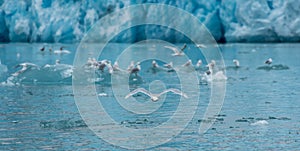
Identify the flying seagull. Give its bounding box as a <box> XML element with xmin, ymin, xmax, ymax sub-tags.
<box><xmin>164</xmin><ymin>43</ymin><xmax>187</xmax><ymax>56</ymax></box>
<box><xmin>125</xmin><ymin>88</ymin><xmax>188</xmax><ymax>102</ymax></box>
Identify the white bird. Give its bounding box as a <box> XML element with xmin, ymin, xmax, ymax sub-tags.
<box><xmin>210</xmin><ymin>60</ymin><xmax>216</xmax><ymax>67</ymax></box>
<box><xmin>86</xmin><ymin>58</ymin><xmax>93</xmax><ymax>66</ymax></box>
<box><xmin>196</xmin><ymin>60</ymin><xmax>202</xmax><ymax>68</ymax></box>
<box><xmin>55</xmin><ymin>59</ymin><xmax>60</xmax><ymax>65</ymax></box>
<box><xmin>91</xmin><ymin>58</ymin><xmax>98</xmax><ymax>67</ymax></box>
<box><xmin>97</xmin><ymin>60</ymin><xmax>105</xmax><ymax>71</ymax></box>
<box><xmin>130</xmin><ymin>62</ymin><xmax>141</xmax><ymax>76</ymax></box>
<box><xmin>206</xmin><ymin>60</ymin><xmax>216</xmax><ymax>71</ymax></box>
<box><xmin>265</xmin><ymin>58</ymin><xmax>272</xmax><ymax>65</ymax></box>
<box><xmin>152</xmin><ymin>60</ymin><xmax>159</xmax><ymax>68</ymax></box>
<box><xmin>233</xmin><ymin>59</ymin><xmax>240</xmax><ymax>68</ymax></box>
<box><xmin>97</xmin><ymin>60</ymin><xmax>112</xmax><ymax>73</ymax></box>
<box><xmin>85</xmin><ymin>58</ymin><xmax>98</xmax><ymax>69</ymax></box>
<box><xmin>12</xmin><ymin>63</ymin><xmax>39</xmax><ymax>77</ymax></box>
<box><xmin>113</xmin><ymin>61</ymin><xmax>123</xmax><ymax>72</ymax></box>
<box><xmin>196</xmin><ymin>44</ymin><xmax>206</xmax><ymax>48</ymax></box>
<box><xmin>127</xmin><ymin>61</ymin><xmax>135</xmax><ymax>72</ymax></box>
<box><xmin>103</xmin><ymin>60</ymin><xmax>113</xmax><ymax>74</ymax></box>
<box><xmin>204</xmin><ymin>60</ymin><xmax>216</xmax><ymax>77</ymax></box>
<box><xmin>125</xmin><ymin>88</ymin><xmax>188</xmax><ymax>102</ymax></box>
<box><xmin>164</xmin><ymin>43</ymin><xmax>187</xmax><ymax>56</ymax></box>
<box><xmin>54</xmin><ymin>47</ymin><xmax>71</xmax><ymax>54</ymax></box>
<box><xmin>163</xmin><ymin>62</ymin><xmax>173</xmax><ymax>69</ymax></box>
<box><xmin>182</xmin><ymin>60</ymin><xmax>192</xmax><ymax>67</ymax></box>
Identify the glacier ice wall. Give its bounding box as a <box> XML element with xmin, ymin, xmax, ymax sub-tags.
<box><xmin>0</xmin><ymin>0</ymin><xmax>299</xmax><ymax>43</ymax></box>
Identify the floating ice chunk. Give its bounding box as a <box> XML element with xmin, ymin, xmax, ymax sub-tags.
<box><xmin>250</xmin><ymin>120</ymin><xmax>269</xmax><ymax>126</ymax></box>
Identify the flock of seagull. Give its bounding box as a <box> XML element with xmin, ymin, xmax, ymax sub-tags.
<box><xmin>8</xmin><ymin>44</ymin><xmax>274</xmax><ymax>102</ymax></box>
<box><xmin>81</xmin><ymin>44</ymin><xmax>273</xmax><ymax>101</ymax></box>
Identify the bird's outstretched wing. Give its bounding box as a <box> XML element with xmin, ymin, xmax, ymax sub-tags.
<box><xmin>181</xmin><ymin>43</ymin><xmax>187</xmax><ymax>51</ymax></box>
<box><xmin>158</xmin><ymin>88</ymin><xmax>188</xmax><ymax>98</ymax></box>
<box><xmin>163</xmin><ymin>62</ymin><xmax>173</xmax><ymax>68</ymax></box>
<box><xmin>182</xmin><ymin>60</ymin><xmax>192</xmax><ymax>67</ymax></box>
<box><xmin>17</xmin><ymin>63</ymin><xmax>40</xmax><ymax>70</ymax></box>
<box><xmin>125</xmin><ymin>88</ymin><xmax>152</xmax><ymax>99</ymax></box>
<box><xmin>19</xmin><ymin>62</ymin><xmax>38</xmax><ymax>67</ymax></box>
<box><xmin>104</xmin><ymin>62</ymin><xmax>113</xmax><ymax>74</ymax></box>
<box><xmin>196</xmin><ymin>44</ymin><xmax>206</xmax><ymax>48</ymax></box>
<box><xmin>164</xmin><ymin>46</ymin><xmax>180</xmax><ymax>53</ymax></box>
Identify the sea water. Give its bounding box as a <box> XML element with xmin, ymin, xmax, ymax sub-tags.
<box><xmin>0</xmin><ymin>43</ymin><xmax>299</xmax><ymax>150</ymax></box>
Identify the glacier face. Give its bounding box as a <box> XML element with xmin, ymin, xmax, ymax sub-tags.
<box><xmin>0</xmin><ymin>0</ymin><xmax>299</xmax><ymax>43</ymax></box>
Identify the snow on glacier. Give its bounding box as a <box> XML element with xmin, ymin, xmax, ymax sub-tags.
<box><xmin>0</xmin><ymin>0</ymin><xmax>299</xmax><ymax>43</ymax></box>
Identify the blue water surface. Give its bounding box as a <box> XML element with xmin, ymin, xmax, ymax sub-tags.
<box><xmin>0</xmin><ymin>43</ymin><xmax>299</xmax><ymax>150</ymax></box>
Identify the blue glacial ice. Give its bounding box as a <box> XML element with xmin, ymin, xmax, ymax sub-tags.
<box><xmin>0</xmin><ymin>0</ymin><xmax>299</xmax><ymax>43</ymax></box>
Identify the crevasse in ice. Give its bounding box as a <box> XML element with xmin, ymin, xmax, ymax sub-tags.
<box><xmin>0</xmin><ymin>0</ymin><xmax>299</xmax><ymax>43</ymax></box>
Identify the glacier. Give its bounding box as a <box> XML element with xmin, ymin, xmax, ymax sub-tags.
<box><xmin>0</xmin><ymin>0</ymin><xmax>299</xmax><ymax>43</ymax></box>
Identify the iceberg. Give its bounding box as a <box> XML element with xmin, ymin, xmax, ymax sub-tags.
<box><xmin>0</xmin><ymin>0</ymin><xmax>299</xmax><ymax>43</ymax></box>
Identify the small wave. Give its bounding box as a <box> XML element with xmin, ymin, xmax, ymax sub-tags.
<box><xmin>39</xmin><ymin>119</ymin><xmax>87</xmax><ymax>130</ymax></box>
<box><xmin>120</xmin><ymin>118</ymin><xmax>155</xmax><ymax>128</ymax></box>
<box><xmin>257</xmin><ymin>64</ymin><xmax>289</xmax><ymax>71</ymax></box>
<box><xmin>0</xmin><ymin>63</ymin><xmax>8</xmax><ymax>81</ymax></box>
<box><xmin>250</xmin><ymin>120</ymin><xmax>269</xmax><ymax>126</ymax></box>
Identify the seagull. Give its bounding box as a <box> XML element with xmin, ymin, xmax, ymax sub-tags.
<box><xmin>105</xmin><ymin>61</ymin><xmax>113</xmax><ymax>74</ymax></box>
<box><xmin>196</xmin><ymin>44</ymin><xmax>206</xmax><ymax>48</ymax></box>
<box><xmin>127</xmin><ymin>61</ymin><xmax>135</xmax><ymax>72</ymax></box>
<box><xmin>113</xmin><ymin>61</ymin><xmax>123</xmax><ymax>72</ymax></box>
<box><xmin>125</xmin><ymin>88</ymin><xmax>188</xmax><ymax>102</ymax></box>
<box><xmin>98</xmin><ymin>60</ymin><xmax>109</xmax><ymax>72</ymax></box>
<box><xmin>196</xmin><ymin>59</ymin><xmax>202</xmax><ymax>68</ymax></box>
<box><xmin>204</xmin><ymin>60</ymin><xmax>216</xmax><ymax>76</ymax></box>
<box><xmin>206</xmin><ymin>60</ymin><xmax>216</xmax><ymax>70</ymax></box>
<box><xmin>265</xmin><ymin>58</ymin><xmax>272</xmax><ymax>65</ymax></box>
<box><xmin>12</xmin><ymin>63</ymin><xmax>39</xmax><ymax>77</ymax></box>
<box><xmin>163</xmin><ymin>62</ymin><xmax>173</xmax><ymax>69</ymax></box>
<box><xmin>164</xmin><ymin>43</ymin><xmax>187</xmax><ymax>56</ymax></box>
<box><xmin>85</xmin><ymin>58</ymin><xmax>99</xmax><ymax>69</ymax></box>
<box><xmin>205</xmin><ymin>70</ymin><xmax>212</xmax><ymax>75</ymax></box>
<box><xmin>152</xmin><ymin>60</ymin><xmax>159</xmax><ymax>68</ymax></box>
<box><xmin>182</xmin><ymin>60</ymin><xmax>192</xmax><ymax>67</ymax></box>
<box><xmin>86</xmin><ymin>58</ymin><xmax>93</xmax><ymax>66</ymax></box>
<box><xmin>54</xmin><ymin>47</ymin><xmax>71</xmax><ymax>54</ymax></box>
<box><xmin>55</xmin><ymin>59</ymin><xmax>60</xmax><ymax>65</ymax></box>
<box><xmin>91</xmin><ymin>58</ymin><xmax>98</xmax><ymax>67</ymax></box>
<box><xmin>233</xmin><ymin>59</ymin><xmax>240</xmax><ymax>68</ymax></box>
<box><xmin>130</xmin><ymin>62</ymin><xmax>141</xmax><ymax>76</ymax></box>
